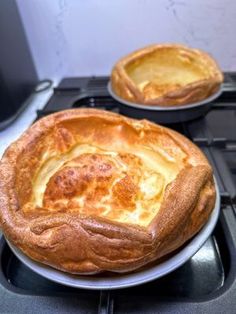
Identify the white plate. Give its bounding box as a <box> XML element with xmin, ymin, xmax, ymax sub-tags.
<box><xmin>6</xmin><ymin>179</ymin><xmax>220</xmax><ymax>290</ymax></box>
<box><xmin>107</xmin><ymin>82</ymin><xmax>223</xmax><ymax>111</ymax></box>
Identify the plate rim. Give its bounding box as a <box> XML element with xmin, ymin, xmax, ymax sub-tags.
<box><xmin>6</xmin><ymin>178</ymin><xmax>220</xmax><ymax>290</ymax></box>
<box><xmin>107</xmin><ymin>81</ymin><xmax>223</xmax><ymax>111</ymax></box>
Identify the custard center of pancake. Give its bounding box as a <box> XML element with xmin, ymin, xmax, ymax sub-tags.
<box><xmin>42</xmin><ymin>152</ymin><xmax>165</xmax><ymax>226</ymax></box>
<box><xmin>27</xmin><ymin>143</ymin><xmax>184</xmax><ymax>226</ymax></box>
<box><xmin>125</xmin><ymin>49</ymin><xmax>209</xmax><ymax>99</ymax></box>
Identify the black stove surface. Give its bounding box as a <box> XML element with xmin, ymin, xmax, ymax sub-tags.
<box><xmin>1</xmin><ymin>74</ymin><xmax>236</xmax><ymax>314</ymax></box>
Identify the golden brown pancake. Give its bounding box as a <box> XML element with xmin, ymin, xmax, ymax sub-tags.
<box><xmin>111</xmin><ymin>44</ymin><xmax>223</xmax><ymax>106</ymax></box>
<box><xmin>0</xmin><ymin>109</ymin><xmax>216</xmax><ymax>274</ymax></box>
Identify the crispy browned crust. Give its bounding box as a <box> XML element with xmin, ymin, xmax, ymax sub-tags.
<box><xmin>111</xmin><ymin>44</ymin><xmax>223</xmax><ymax>106</ymax></box>
<box><xmin>0</xmin><ymin>109</ymin><xmax>216</xmax><ymax>274</ymax></box>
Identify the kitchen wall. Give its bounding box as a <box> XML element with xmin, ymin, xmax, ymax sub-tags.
<box><xmin>17</xmin><ymin>0</ymin><xmax>236</xmax><ymax>81</ymax></box>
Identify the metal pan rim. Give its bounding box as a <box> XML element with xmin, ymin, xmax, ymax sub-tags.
<box><xmin>107</xmin><ymin>82</ymin><xmax>223</xmax><ymax>111</ymax></box>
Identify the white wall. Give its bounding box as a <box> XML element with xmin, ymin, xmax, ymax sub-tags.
<box><xmin>17</xmin><ymin>0</ymin><xmax>236</xmax><ymax>81</ymax></box>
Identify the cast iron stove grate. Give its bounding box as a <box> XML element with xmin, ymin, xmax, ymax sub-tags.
<box><xmin>1</xmin><ymin>74</ymin><xmax>236</xmax><ymax>313</ymax></box>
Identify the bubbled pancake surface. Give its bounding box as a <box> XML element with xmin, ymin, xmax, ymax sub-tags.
<box><xmin>24</xmin><ymin>125</ymin><xmax>186</xmax><ymax>226</ymax></box>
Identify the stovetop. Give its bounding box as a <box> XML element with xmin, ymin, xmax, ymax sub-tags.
<box><xmin>1</xmin><ymin>74</ymin><xmax>236</xmax><ymax>313</ymax></box>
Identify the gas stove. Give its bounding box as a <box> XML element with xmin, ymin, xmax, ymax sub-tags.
<box><xmin>1</xmin><ymin>75</ymin><xmax>236</xmax><ymax>313</ymax></box>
